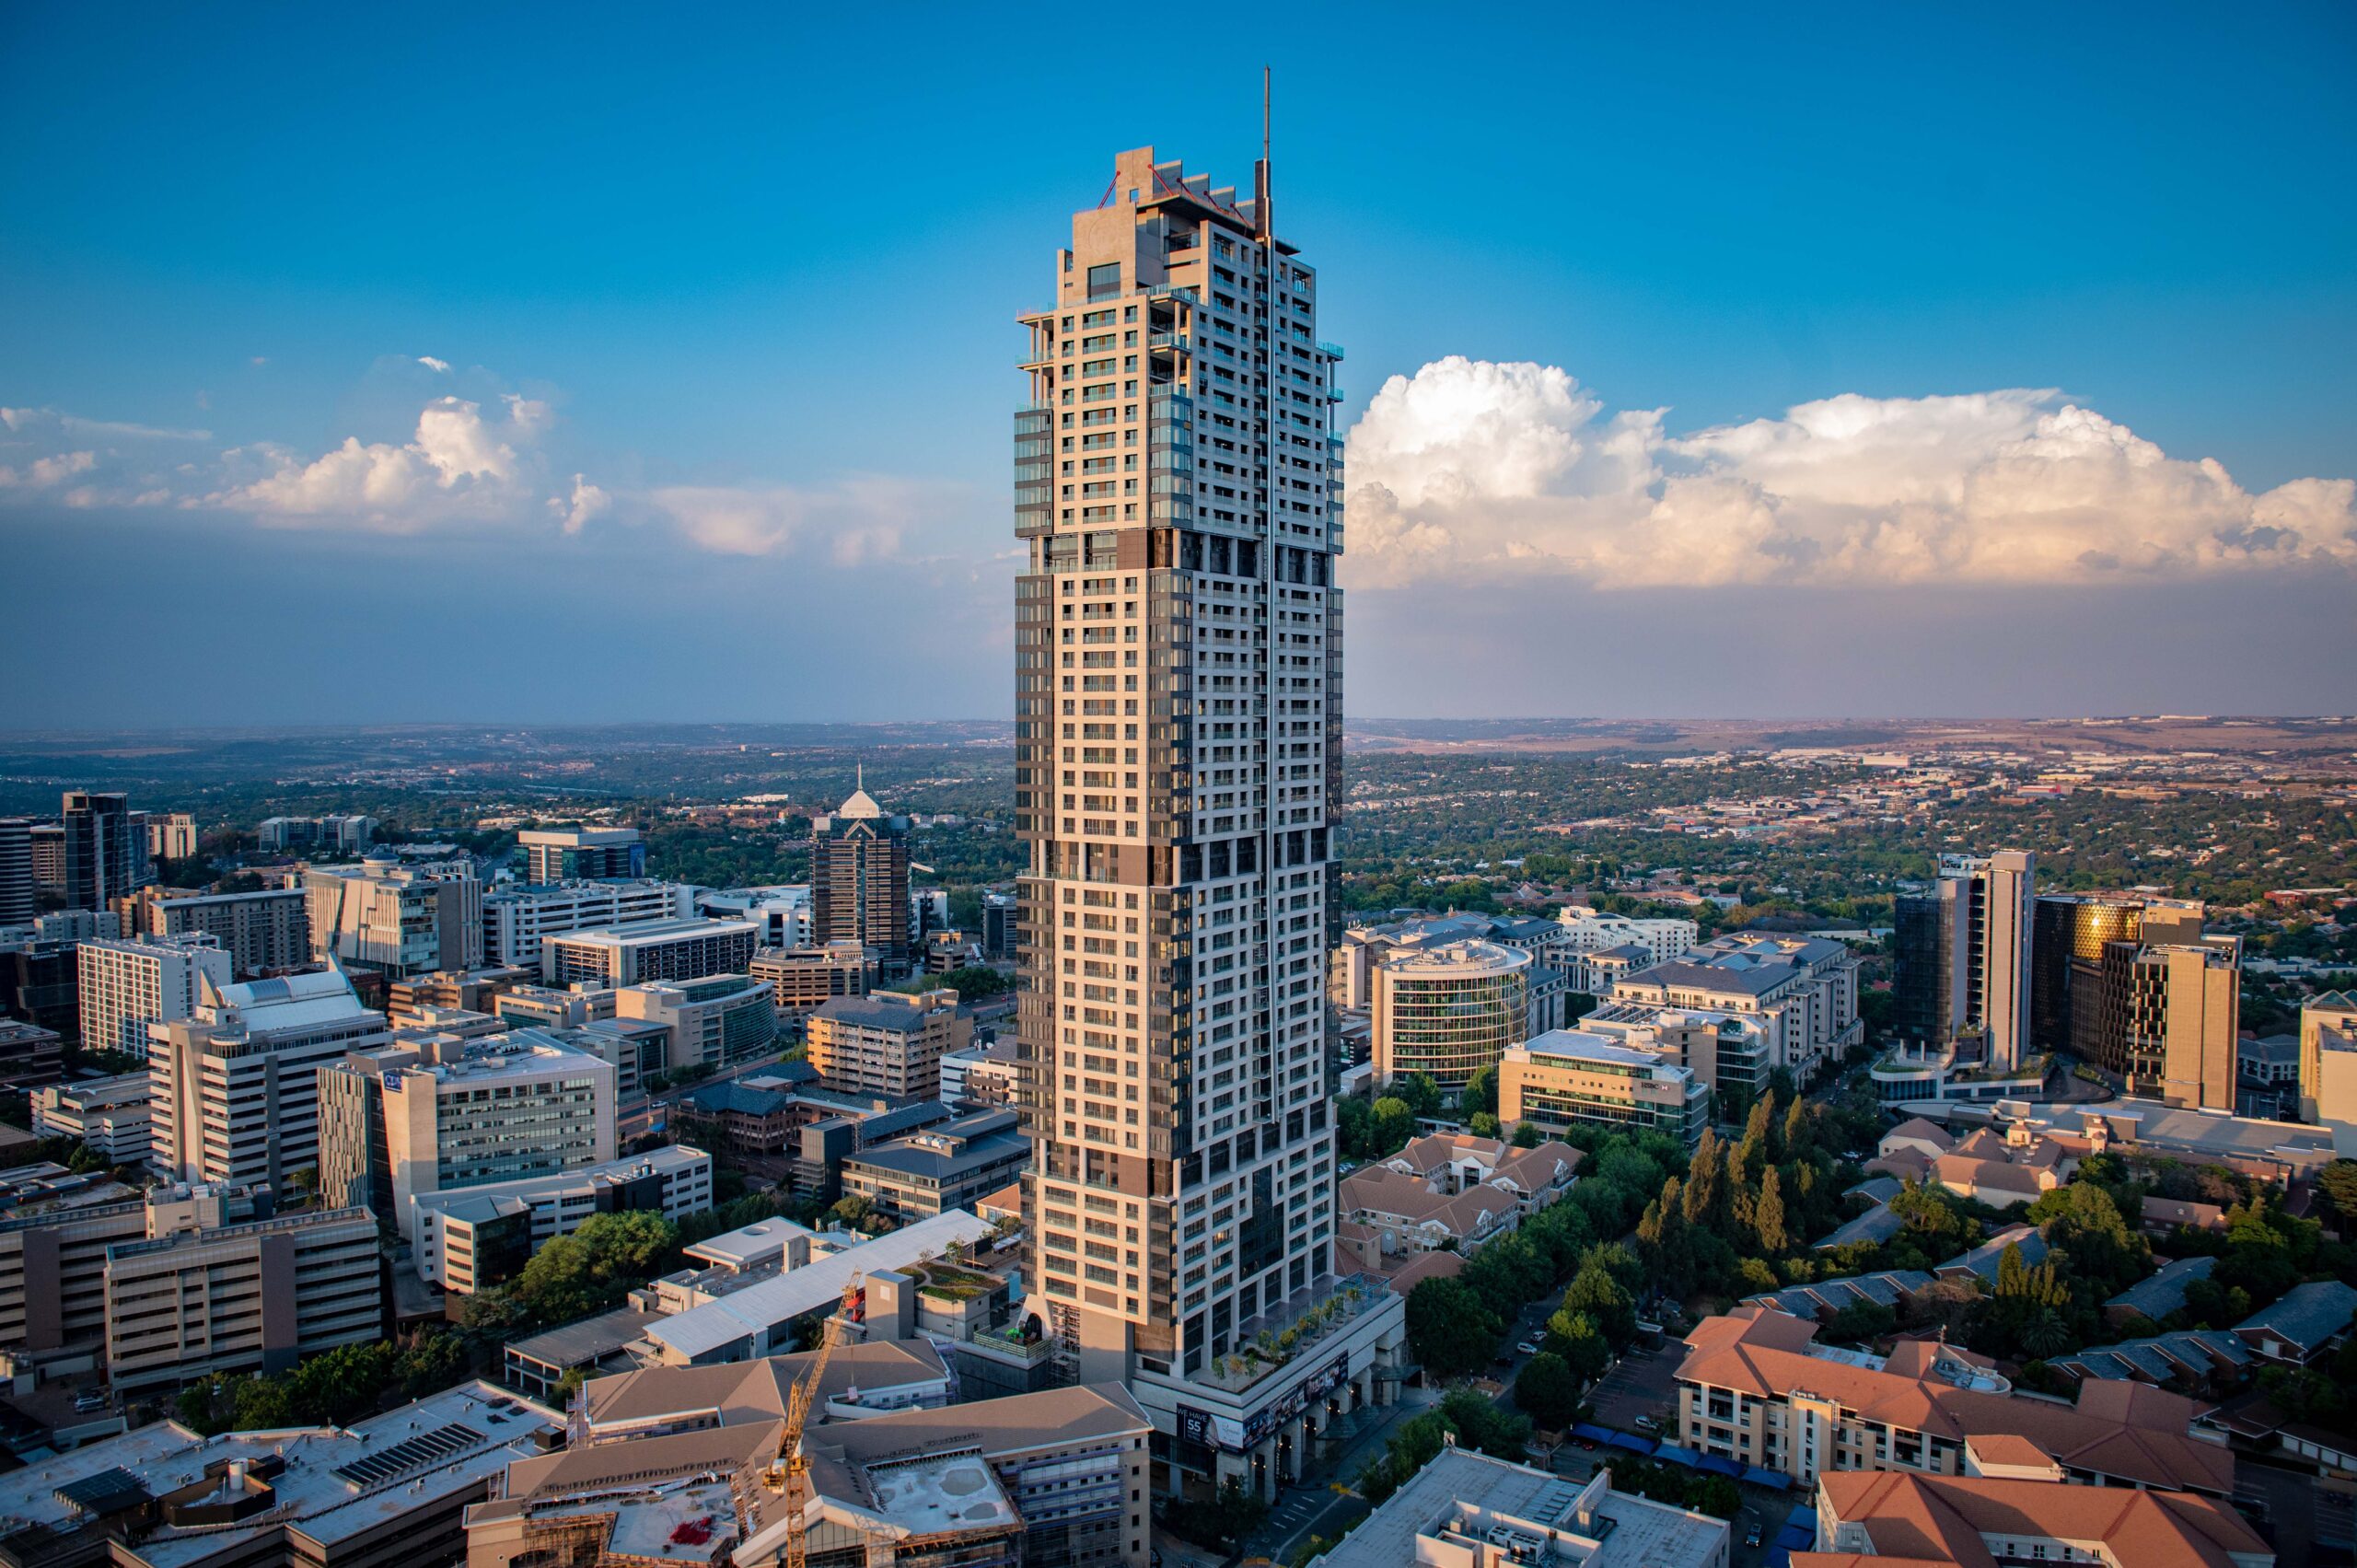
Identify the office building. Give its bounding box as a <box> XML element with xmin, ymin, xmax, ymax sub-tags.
<box><xmin>1808</xmin><ymin>1469</ymin><xmax>2269</xmax><ymax>1568</ymax></box>
<box><xmin>1609</xmin><ymin>933</ymin><xmax>1863</xmax><ymax>1087</ymax></box>
<box><xmin>28</xmin><ymin>822</ymin><xmax>64</xmax><ymax>894</ymax></box>
<box><xmin>941</xmin><ymin>1037</ymin><xmax>1021</xmax><ymax>1107</ymax></box>
<box><xmin>103</xmin><ymin>1186</ymin><xmax>381</xmax><ymax>1390</ymax></box>
<box><xmin>696</xmin><ymin>882</ymin><xmax>811</xmax><ymax>947</ymax></box>
<box><xmin>59</xmin><ymin>790</ymin><xmax>146</xmax><ymax>911</ymax></box>
<box><xmin>307</xmin><ymin>856</ymin><xmax>483</xmax><ymax>978</ymax></box>
<box><xmin>0</xmin><ymin>817</ymin><xmax>32</xmax><ymax>925</ymax></box>
<box><xmin>840</xmin><ymin>1107</ymin><xmax>1032</xmax><ymax>1224</ymax></box>
<box><xmin>0</xmin><ymin>1018</ymin><xmax>64</xmax><ymax>1089</ymax></box>
<box><xmin>1368</xmin><ymin>936</ymin><xmax>1531</xmax><ymax>1090</ymax></box>
<box><xmin>807</xmin><ymin>987</ymin><xmax>971</xmax><ymax>1099</ymax></box>
<box><xmin>981</xmin><ymin>887</ymin><xmax>1017</xmax><ymax>959</ymax></box>
<box><xmin>482</xmin><ymin>877</ymin><xmax>695</xmax><ymax>969</ymax></box>
<box><xmin>1013</xmin><ymin>144</ymin><xmax>1398</xmax><ymax>1501</ymax></box>
<box><xmin>811</xmin><ymin>778</ymin><xmax>912</xmax><ymax>978</ymax></box>
<box><xmin>493</xmin><ymin>981</ymin><xmax>616</xmax><ymax>1028</ymax></box>
<box><xmin>146</xmin><ymin>809</ymin><xmax>200</xmax><ymax>862</ymax></box>
<box><xmin>1892</xmin><ymin>851</ymin><xmax>2035</xmax><ymax>1070</ymax></box>
<box><xmin>2302</xmin><ymin>990</ymin><xmax>2357</xmax><ymax>1127</ymax></box>
<box><xmin>149</xmin><ymin>967</ymin><xmax>392</xmax><ymax>1187</ymax></box>
<box><xmin>75</xmin><ymin>931</ymin><xmax>233</xmax><ymax>1054</ymax></box>
<box><xmin>30</xmin><ymin>1070</ymin><xmax>154</xmax><ymax>1166</ymax></box>
<box><xmin>1500</xmin><ymin>1028</ymin><xmax>1712</xmax><ymax>1147</ymax></box>
<box><xmin>0</xmin><ymin>1164</ymin><xmax>148</xmax><ymax>1356</ymax></box>
<box><xmin>612</xmin><ymin>972</ymin><xmax>778</xmax><ymax>1071</ymax></box>
<box><xmin>1554</xmin><ymin>903</ymin><xmax>1701</xmax><ymax>990</ymax></box>
<box><xmin>32</xmin><ymin>907</ymin><xmax>116</xmax><ymax>943</ymax></box>
<box><xmin>2128</xmin><ymin>934</ymin><xmax>2243</xmax><ymax>1109</ymax></box>
<box><xmin>257</xmin><ymin>813</ymin><xmax>377</xmax><ymax>853</ymax></box>
<box><xmin>317</xmin><ymin>1028</ymin><xmax>618</xmax><ymax>1239</ymax></box>
<box><xmin>0</xmin><ymin>931</ymin><xmax>78</xmax><ymax>1042</ymax></box>
<box><xmin>540</xmin><ymin>915</ymin><xmax>758</xmax><ymax>986</ymax></box>
<box><xmin>137</xmin><ymin>883</ymin><xmax>311</xmax><ymax>975</ymax></box>
<box><xmin>387</xmin><ymin>963</ymin><xmax>536</xmax><ymax>1024</ymax></box>
<box><xmin>1579</xmin><ymin>1000</ymin><xmax>1771</xmax><ymax>1103</ymax></box>
<box><xmin>517</xmin><ymin>824</ymin><xmax>645</xmax><ymax>883</ymax></box>
<box><xmin>1307</xmin><ymin>1447</ymin><xmax>1728</xmax><ymax>1568</ymax></box>
<box><xmin>0</xmin><ymin>1380</ymin><xmax>561</xmax><ymax>1568</ymax></box>
<box><xmin>749</xmin><ymin>938</ymin><xmax>875</xmax><ymax>1023</ymax></box>
<box><xmin>1333</xmin><ymin>913</ymin><xmax>1568</xmax><ymax>1033</ymax></box>
<box><xmin>1676</xmin><ymin>1307</ymin><xmax>2233</xmax><ymax>1494</ymax></box>
<box><xmin>2029</xmin><ymin>889</ymin><xmax>2206</xmax><ymax>1061</ymax></box>
<box><xmin>412</xmin><ymin>1144</ymin><xmax>713</xmax><ymax>1294</ymax></box>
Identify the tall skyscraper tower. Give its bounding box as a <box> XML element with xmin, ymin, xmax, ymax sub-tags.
<box><xmin>0</xmin><ymin>819</ymin><xmax>32</xmax><ymax>926</ymax></box>
<box><xmin>811</xmin><ymin>777</ymin><xmax>912</xmax><ymax>979</ymax></box>
<box><xmin>60</xmin><ymin>791</ymin><xmax>143</xmax><ymax>912</ymax></box>
<box><xmin>1015</xmin><ymin>143</ymin><xmax>1391</xmax><ymax>1499</ymax></box>
<box><xmin>1892</xmin><ymin>850</ymin><xmax>2035</xmax><ymax>1070</ymax></box>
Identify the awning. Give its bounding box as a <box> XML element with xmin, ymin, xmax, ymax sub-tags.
<box><xmin>1695</xmin><ymin>1453</ymin><xmax>1744</xmax><ymax>1478</ymax></box>
<box><xmin>1743</xmin><ymin>1465</ymin><xmax>1792</xmax><ymax>1490</ymax></box>
<box><xmin>1572</xmin><ymin>1423</ymin><xmax>1616</xmax><ymax>1444</ymax></box>
<box><xmin>1652</xmin><ymin>1443</ymin><xmax>1701</xmax><ymax>1467</ymax></box>
<box><xmin>1786</xmin><ymin>1503</ymin><xmax>1817</xmax><ymax>1528</ymax></box>
<box><xmin>1605</xmin><ymin>1433</ymin><xmax>1657</xmax><ymax>1455</ymax></box>
<box><xmin>1763</xmin><ymin>1551</ymin><xmax>1791</xmax><ymax>1568</ymax></box>
<box><xmin>1775</xmin><ymin>1525</ymin><xmax>1816</xmax><ymax>1551</ymax></box>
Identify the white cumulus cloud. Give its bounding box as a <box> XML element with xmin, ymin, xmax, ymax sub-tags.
<box><xmin>217</xmin><ymin>395</ymin><xmax>531</xmax><ymax>527</ymax></box>
<box><xmin>550</xmin><ymin>473</ymin><xmax>612</xmax><ymax>535</ymax></box>
<box><xmin>1343</xmin><ymin>356</ymin><xmax>2357</xmax><ymax>589</ymax></box>
<box><xmin>643</xmin><ymin>475</ymin><xmax>953</xmax><ymax>560</ymax></box>
<box><xmin>417</xmin><ymin>355</ymin><xmax>451</xmax><ymax>373</ymax></box>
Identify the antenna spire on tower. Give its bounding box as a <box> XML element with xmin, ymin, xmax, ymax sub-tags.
<box><xmin>1256</xmin><ymin>65</ymin><xmax>1272</xmax><ymax>241</ymax></box>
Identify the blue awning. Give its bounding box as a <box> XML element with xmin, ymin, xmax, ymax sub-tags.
<box><xmin>1652</xmin><ymin>1443</ymin><xmax>1701</xmax><ymax>1467</ymax></box>
<box><xmin>1572</xmin><ymin>1423</ymin><xmax>1616</xmax><ymax>1443</ymax></box>
<box><xmin>1695</xmin><ymin>1453</ymin><xmax>1744</xmax><ymax>1478</ymax></box>
<box><xmin>1605</xmin><ymin>1433</ymin><xmax>1657</xmax><ymax>1455</ymax></box>
<box><xmin>1744</xmin><ymin>1465</ymin><xmax>1792</xmax><ymax>1490</ymax></box>
<box><xmin>1786</xmin><ymin>1503</ymin><xmax>1817</xmax><ymax>1528</ymax></box>
<box><xmin>1763</xmin><ymin>1550</ymin><xmax>1792</xmax><ymax>1568</ymax></box>
<box><xmin>1775</xmin><ymin>1525</ymin><xmax>1816</xmax><ymax>1551</ymax></box>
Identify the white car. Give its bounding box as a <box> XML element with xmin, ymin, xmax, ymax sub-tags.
<box><xmin>1515</xmin><ymin>1341</ymin><xmax>1541</xmax><ymax>1356</ymax></box>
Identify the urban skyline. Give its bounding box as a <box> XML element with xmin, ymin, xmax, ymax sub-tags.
<box><xmin>5</xmin><ymin>8</ymin><xmax>2356</xmax><ymax>726</ymax></box>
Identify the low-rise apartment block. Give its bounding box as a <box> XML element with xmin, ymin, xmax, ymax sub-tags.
<box><xmin>748</xmin><ymin>937</ymin><xmax>876</xmax><ymax>1023</ymax></box>
<box><xmin>1609</xmin><ymin>931</ymin><xmax>1862</xmax><ymax>1086</ymax></box>
<box><xmin>613</xmin><ymin>972</ymin><xmax>778</xmax><ymax>1071</ymax></box>
<box><xmin>0</xmin><ymin>1164</ymin><xmax>147</xmax><ymax>1357</ymax></box>
<box><xmin>412</xmin><ymin>1144</ymin><xmax>713</xmax><ymax>1295</ymax></box>
<box><xmin>806</xmin><ymin>987</ymin><xmax>971</xmax><ymax>1099</ymax></box>
<box><xmin>1807</xmin><ymin>1469</ymin><xmax>2269</xmax><ymax>1568</ymax></box>
<box><xmin>540</xmin><ymin>915</ymin><xmax>758</xmax><ymax>986</ymax></box>
<box><xmin>258</xmin><ymin>813</ymin><xmax>376</xmax><ymax>853</ymax></box>
<box><xmin>1338</xmin><ymin>1132</ymin><xmax>1583</xmax><ymax>1274</ymax></box>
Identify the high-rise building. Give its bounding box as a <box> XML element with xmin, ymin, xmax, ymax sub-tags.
<box><xmin>0</xmin><ymin>818</ymin><xmax>33</xmax><ymax>926</ymax></box>
<box><xmin>148</xmin><ymin>967</ymin><xmax>392</xmax><ymax>1187</ymax></box>
<box><xmin>317</xmin><ymin>1028</ymin><xmax>618</xmax><ymax>1240</ymax></box>
<box><xmin>810</xmin><ymin>778</ymin><xmax>912</xmax><ymax>977</ymax></box>
<box><xmin>611</xmin><ymin>973</ymin><xmax>778</xmax><ymax>1072</ymax></box>
<box><xmin>306</xmin><ymin>855</ymin><xmax>484</xmax><ymax>978</ymax></box>
<box><xmin>256</xmin><ymin>813</ymin><xmax>377</xmax><ymax>854</ymax></box>
<box><xmin>2128</xmin><ymin>935</ymin><xmax>2243</xmax><ymax>1109</ymax></box>
<box><xmin>517</xmin><ymin>825</ymin><xmax>645</xmax><ymax>883</ymax></box>
<box><xmin>2301</xmin><ymin>990</ymin><xmax>2357</xmax><ymax>1126</ymax></box>
<box><xmin>1891</xmin><ymin>851</ymin><xmax>2035</xmax><ymax>1070</ymax></box>
<box><xmin>1014</xmin><ymin>145</ymin><xmax>1399</xmax><ymax>1499</ymax></box>
<box><xmin>2028</xmin><ymin>891</ymin><xmax>2205</xmax><ymax>1067</ymax></box>
<box><xmin>59</xmin><ymin>791</ymin><xmax>145</xmax><ymax>911</ymax></box>
<box><xmin>75</xmin><ymin>931</ymin><xmax>233</xmax><ymax>1055</ymax></box>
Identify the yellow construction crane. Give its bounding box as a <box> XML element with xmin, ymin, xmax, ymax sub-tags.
<box><xmin>782</xmin><ymin>1271</ymin><xmax>865</xmax><ymax>1568</ymax></box>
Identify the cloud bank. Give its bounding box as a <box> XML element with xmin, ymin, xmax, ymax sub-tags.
<box><xmin>1344</xmin><ymin>357</ymin><xmax>2357</xmax><ymax>589</ymax></box>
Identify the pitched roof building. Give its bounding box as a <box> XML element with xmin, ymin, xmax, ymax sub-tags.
<box><xmin>1798</xmin><ymin>1468</ymin><xmax>2270</xmax><ymax>1568</ymax></box>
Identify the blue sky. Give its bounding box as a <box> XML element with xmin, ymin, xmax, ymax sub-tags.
<box><xmin>5</xmin><ymin>4</ymin><xmax>2354</xmax><ymax>725</ymax></box>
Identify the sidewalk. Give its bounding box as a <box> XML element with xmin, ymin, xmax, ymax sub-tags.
<box><xmin>1246</xmin><ymin>1385</ymin><xmax>1440</xmax><ymax>1562</ymax></box>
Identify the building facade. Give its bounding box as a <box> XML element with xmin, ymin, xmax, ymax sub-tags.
<box><xmin>1892</xmin><ymin>851</ymin><xmax>2035</xmax><ymax>1070</ymax></box>
<box><xmin>1013</xmin><ymin>145</ymin><xmax>1400</xmax><ymax>1502</ymax></box>
<box><xmin>0</xmin><ymin>818</ymin><xmax>33</xmax><ymax>925</ymax></box>
<box><xmin>1500</xmin><ymin>1028</ymin><xmax>1711</xmax><ymax>1146</ymax></box>
<box><xmin>146</xmin><ymin>811</ymin><xmax>200</xmax><ymax>862</ymax></box>
<box><xmin>611</xmin><ymin>973</ymin><xmax>779</xmax><ymax>1071</ymax></box>
<box><xmin>60</xmin><ymin>791</ymin><xmax>148</xmax><ymax>911</ymax></box>
<box><xmin>30</xmin><ymin>1071</ymin><xmax>154</xmax><ymax>1165</ymax></box>
<box><xmin>810</xmin><ymin>782</ymin><xmax>912</xmax><ymax>978</ymax></box>
<box><xmin>257</xmin><ymin>813</ymin><xmax>376</xmax><ymax>853</ymax></box>
<box><xmin>411</xmin><ymin>1144</ymin><xmax>712</xmax><ymax>1294</ymax></box>
<box><xmin>748</xmin><ymin>938</ymin><xmax>876</xmax><ymax>1023</ymax></box>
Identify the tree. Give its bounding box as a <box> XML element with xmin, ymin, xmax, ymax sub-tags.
<box><xmin>1551</xmin><ymin>1308</ymin><xmax>1610</xmax><ymax>1385</ymax></box>
<box><xmin>1782</xmin><ymin>1096</ymin><xmax>1813</xmax><ymax>1163</ymax></box>
<box><xmin>1469</xmin><ymin>1111</ymin><xmax>1501</xmax><ymax>1138</ymax></box>
<box><xmin>1394</xmin><ymin>1074</ymin><xmax>1444</xmax><ymax>1120</ymax></box>
<box><xmin>1371</xmin><ymin>1097</ymin><xmax>1415</xmax><ymax>1155</ymax></box>
<box><xmin>1738</xmin><ymin>1093</ymin><xmax>1775</xmax><ymax>1179</ymax></box>
<box><xmin>2021</xmin><ymin>1308</ymin><xmax>2074</xmax><ymax>1360</ymax></box>
<box><xmin>1512</xmin><ymin>1120</ymin><xmax>1542</xmax><ymax>1149</ymax></box>
<box><xmin>1562</xmin><ymin>1256</ymin><xmax>1636</xmax><ymax>1345</ymax></box>
<box><xmin>1821</xmin><ymin>1301</ymin><xmax>1897</xmax><ymax>1344</ymax></box>
<box><xmin>936</xmin><ymin>966</ymin><xmax>1011</xmax><ymax>1003</ymax></box>
<box><xmin>829</xmin><ymin>1193</ymin><xmax>877</xmax><ymax>1232</ymax></box>
<box><xmin>1682</xmin><ymin>1129</ymin><xmax>1724</xmax><ymax>1234</ymax></box>
<box><xmin>2318</xmin><ymin>1161</ymin><xmax>2357</xmax><ymax>1235</ymax></box>
<box><xmin>1753</xmin><ymin>1165</ymin><xmax>1790</xmax><ymax>1256</ymax></box>
<box><xmin>1515</xmin><ymin>1351</ymin><xmax>1580</xmax><ymax>1431</ymax></box>
<box><xmin>1405</xmin><ymin>1276</ymin><xmax>1502</xmax><ymax>1378</ymax></box>
<box><xmin>1462</xmin><ymin>1064</ymin><xmax>1500</xmax><ymax>1119</ymax></box>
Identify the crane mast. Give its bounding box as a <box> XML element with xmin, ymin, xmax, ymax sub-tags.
<box><xmin>782</xmin><ymin>1271</ymin><xmax>864</xmax><ymax>1568</ymax></box>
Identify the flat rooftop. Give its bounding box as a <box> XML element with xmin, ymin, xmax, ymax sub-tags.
<box><xmin>547</xmin><ymin>917</ymin><xmax>758</xmax><ymax>947</ymax></box>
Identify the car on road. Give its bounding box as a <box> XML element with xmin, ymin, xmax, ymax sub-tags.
<box><xmin>1745</xmin><ymin>1526</ymin><xmax>1762</xmax><ymax>1548</ymax></box>
<box><xmin>1515</xmin><ymin>1341</ymin><xmax>1540</xmax><ymax>1355</ymax></box>
<box><xmin>1633</xmin><ymin>1415</ymin><xmax>1660</xmax><ymax>1434</ymax></box>
<box><xmin>1493</xmin><ymin>1355</ymin><xmax>1514</xmax><ymax>1369</ymax></box>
